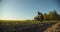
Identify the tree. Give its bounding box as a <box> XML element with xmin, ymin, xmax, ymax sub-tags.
<box><xmin>48</xmin><ymin>10</ymin><xmax>59</xmax><ymax>20</ymax></box>
<box><xmin>43</xmin><ymin>13</ymin><xmax>47</xmax><ymax>21</ymax></box>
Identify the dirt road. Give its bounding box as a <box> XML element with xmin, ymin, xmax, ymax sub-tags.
<box><xmin>44</xmin><ymin>21</ymin><xmax>60</xmax><ymax>32</ymax></box>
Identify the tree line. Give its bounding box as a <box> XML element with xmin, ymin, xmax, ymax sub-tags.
<box><xmin>34</xmin><ymin>10</ymin><xmax>60</xmax><ymax>21</ymax></box>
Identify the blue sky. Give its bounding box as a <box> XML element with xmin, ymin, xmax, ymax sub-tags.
<box><xmin>0</xmin><ymin>0</ymin><xmax>60</xmax><ymax>20</ymax></box>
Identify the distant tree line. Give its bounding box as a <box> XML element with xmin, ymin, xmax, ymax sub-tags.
<box><xmin>34</xmin><ymin>10</ymin><xmax>60</xmax><ymax>21</ymax></box>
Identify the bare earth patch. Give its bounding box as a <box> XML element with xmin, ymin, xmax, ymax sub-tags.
<box><xmin>44</xmin><ymin>21</ymin><xmax>60</xmax><ymax>32</ymax></box>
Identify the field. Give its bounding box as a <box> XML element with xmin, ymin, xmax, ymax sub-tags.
<box><xmin>0</xmin><ymin>20</ymin><xmax>57</xmax><ymax>32</ymax></box>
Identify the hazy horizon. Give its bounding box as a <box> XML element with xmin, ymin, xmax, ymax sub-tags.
<box><xmin>0</xmin><ymin>0</ymin><xmax>60</xmax><ymax>20</ymax></box>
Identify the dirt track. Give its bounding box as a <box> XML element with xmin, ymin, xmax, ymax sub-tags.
<box><xmin>44</xmin><ymin>21</ymin><xmax>60</xmax><ymax>32</ymax></box>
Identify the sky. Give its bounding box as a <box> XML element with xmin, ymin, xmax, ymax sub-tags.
<box><xmin>0</xmin><ymin>0</ymin><xmax>60</xmax><ymax>20</ymax></box>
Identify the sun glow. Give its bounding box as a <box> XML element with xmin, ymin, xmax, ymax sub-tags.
<box><xmin>0</xmin><ymin>18</ymin><xmax>27</xmax><ymax>20</ymax></box>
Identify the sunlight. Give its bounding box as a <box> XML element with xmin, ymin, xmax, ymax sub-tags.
<box><xmin>0</xmin><ymin>18</ymin><xmax>26</xmax><ymax>20</ymax></box>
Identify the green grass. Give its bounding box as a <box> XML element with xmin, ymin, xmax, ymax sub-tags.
<box><xmin>0</xmin><ymin>20</ymin><xmax>57</xmax><ymax>26</ymax></box>
<box><xmin>0</xmin><ymin>20</ymin><xmax>58</xmax><ymax>32</ymax></box>
<box><xmin>0</xmin><ymin>20</ymin><xmax>40</xmax><ymax>26</ymax></box>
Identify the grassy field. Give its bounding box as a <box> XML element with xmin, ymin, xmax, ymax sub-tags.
<box><xmin>0</xmin><ymin>20</ymin><xmax>57</xmax><ymax>26</ymax></box>
<box><xmin>0</xmin><ymin>20</ymin><xmax>40</xmax><ymax>26</ymax></box>
<box><xmin>0</xmin><ymin>20</ymin><xmax>57</xmax><ymax>32</ymax></box>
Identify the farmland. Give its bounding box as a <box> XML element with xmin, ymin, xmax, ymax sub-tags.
<box><xmin>0</xmin><ymin>20</ymin><xmax>57</xmax><ymax>32</ymax></box>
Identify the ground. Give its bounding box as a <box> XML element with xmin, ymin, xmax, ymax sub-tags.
<box><xmin>44</xmin><ymin>21</ymin><xmax>60</xmax><ymax>32</ymax></box>
<box><xmin>0</xmin><ymin>20</ymin><xmax>59</xmax><ymax>32</ymax></box>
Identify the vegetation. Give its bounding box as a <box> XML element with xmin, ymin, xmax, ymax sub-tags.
<box><xmin>34</xmin><ymin>10</ymin><xmax>60</xmax><ymax>21</ymax></box>
<box><xmin>0</xmin><ymin>20</ymin><xmax>57</xmax><ymax>32</ymax></box>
